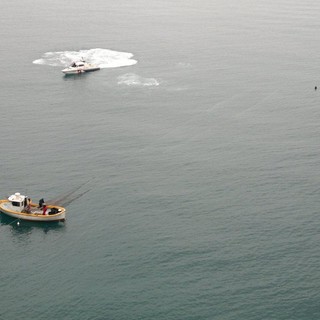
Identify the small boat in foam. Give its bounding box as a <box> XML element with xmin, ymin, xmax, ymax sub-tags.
<box><xmin>0</xmin><ymin>192</ymin><xmax>66</xmax><ymax>222</ymax></box>
<box><xmin>62</xmin><ymin>59</ymin><xmax>100</xmax><ymax>75</ymax></box>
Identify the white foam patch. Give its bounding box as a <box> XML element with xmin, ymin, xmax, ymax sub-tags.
<box><xmin>33</xmin><ymin>48</ymin><xmax>137</xmax><ymax>68</ymax></box>
<box><xmin>176</xmin><ymin>62</ymin><xmax>192</xmax><ymax>68</ymax></box>
<box><xmin>117</xmin><ymin>73</ymin><xmax>159</xmax><ymax>87</ymax></box>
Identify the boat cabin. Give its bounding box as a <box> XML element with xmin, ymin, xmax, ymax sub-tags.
<box><xmin>71</xmin><ymin>61</ymin><xmax>85</xmax><ymax>68</ymax></box>
<box><xmin>8</xmin><ymin>192</ymin><xmax>29</xmax><ymax>212</ymax></box>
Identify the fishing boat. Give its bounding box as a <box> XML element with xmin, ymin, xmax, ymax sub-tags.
<box><xmin>62</xmin><ymin>59</ymin><xmax>100</xmax><ymax>74</ymax></box>
<box><xmin>0</xmin><ymin>192</ymin><xmax>66</xmax><ymax>222</ymax></box>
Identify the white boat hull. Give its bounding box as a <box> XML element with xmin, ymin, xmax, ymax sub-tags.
<box><xmin>62</xmin><ymin>65</ymin><xmax>100</xmax><ymax>75</ymax></box>
<box><xmin>0</xmin><ymin>201</ymin><xmax>66</xmax><ymax>222</ymax></box>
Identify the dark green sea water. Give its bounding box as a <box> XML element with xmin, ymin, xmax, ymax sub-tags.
<box><xmin>1</xmin><ymin>0</ymin><xmax>320</xmax><ymax>319</ymax></box>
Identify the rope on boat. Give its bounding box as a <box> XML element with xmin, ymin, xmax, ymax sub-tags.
<box><xmin>47</xmin><ymin>178</ymin><xmax>93</xmax><ymax>207</ymax></box>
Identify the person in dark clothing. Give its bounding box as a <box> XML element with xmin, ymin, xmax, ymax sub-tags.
<box><xmin>39</xmin><ymin>198</ymin><xmax>45</xmax><ymax>208</ymax></box>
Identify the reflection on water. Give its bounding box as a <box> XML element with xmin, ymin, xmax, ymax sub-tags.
<box><xmin>0</xmin><ymin>213</ymin><xmax>65</xmax><ymax>237</ymax></box>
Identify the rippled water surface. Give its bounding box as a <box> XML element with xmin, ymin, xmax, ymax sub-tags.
<box><xmin>1</xmin><ymin>0</ymin><xmax>320</xmax><ymax>319</ymax></box>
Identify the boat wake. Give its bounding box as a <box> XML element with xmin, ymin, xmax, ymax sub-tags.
<box><xmin>117</xmin><ymin>73</ymin><xmax>159</xmax><ymax>87</ymax></box>
<box><xmin>33</xmin><ymin>48</ymin><xmax>137</xmax><ymax>69</ymax></box>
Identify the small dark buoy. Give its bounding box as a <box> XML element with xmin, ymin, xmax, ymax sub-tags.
<box><xmin>315</xmin><ymin>86</ymin><xmax>317</xmax><ymax>90</ymax></box>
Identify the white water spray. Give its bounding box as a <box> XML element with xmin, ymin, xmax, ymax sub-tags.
<box><xmin>33</xmin><ymin>48</ymin><xmax>137</xmax><ymax>68</ymax></box>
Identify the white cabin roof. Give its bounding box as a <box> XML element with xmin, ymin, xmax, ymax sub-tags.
<box><xmin>8</xmin><ymin>192</ymin><xmax>26</xmax><ymax>202</ymax></box>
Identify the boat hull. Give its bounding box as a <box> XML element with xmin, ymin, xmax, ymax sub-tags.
<box><xmin>0</xmin><ymin>200</ymin><xmax>66</xmax><ymax>222</ymax></box>
<box><xmin>62</xmin><ymin>66</ymin><xmax>100</xmax><ymax>74</ymax></box>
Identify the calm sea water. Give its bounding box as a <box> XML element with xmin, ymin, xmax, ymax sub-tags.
<box><xmin>1</xmin><ymin>0</ymin><xmax>320</xmax><ymax>319</ymax></box>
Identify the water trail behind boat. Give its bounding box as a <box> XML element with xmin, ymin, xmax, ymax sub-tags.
<box><xmin>33</xmin><ymin>48</ymin><xmax>137</xmax><ymax>69</ymax></box>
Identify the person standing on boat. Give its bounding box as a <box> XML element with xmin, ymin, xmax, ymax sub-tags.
<box><xmin>25</xmin><ymin>197</ymin><xmax>31</xmax><ymax>213</ymax></box>
<box><xmin>42</xmin><ymin>203</ymin><xmax>48</xmax><ymax>215</ymax></box>
<box><xmin>39</xmin><ymin>198</ymin><xmax>44</xmax><ymax>208</ymax></box>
